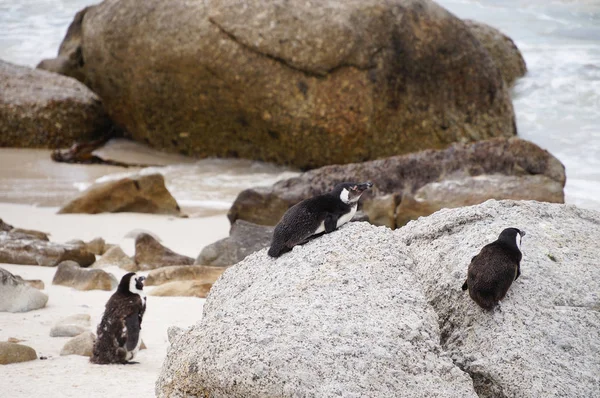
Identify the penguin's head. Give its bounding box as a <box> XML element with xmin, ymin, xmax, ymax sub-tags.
<box><xmin>118</xmin><ymin>272</ymin><xmax>146</xmax><ymax>297</ymax></box>
<box><xmin>334</xmin><ymin>182</ymin><xmax>373</xmax><ymax>204</ymax></box>
<box><xmin>498</xmin><ymin>228</ymin><xmax>526</xmax><ymax>251</ymax></box>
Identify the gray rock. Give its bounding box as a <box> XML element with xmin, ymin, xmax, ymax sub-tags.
<box><xmin>52</xmin><ymin>261</ymin><xmax>118</xmax><ymax>291</ymax></box>
<box><xmin>0</xmin><ymin>342</ymin><xmax>37</xmax><ymax>364</ymax></box>
<box><xmin>0</xmin><ymin>268</ymin><xmax>48</xmax><ymax>312</ymax></box>
<box><xmin>396</xmin><ymin>200</ymin><xmax>600</xmax><ymax>398</ymax></box>
<box><xmin>58</xmin><ymin>174</ymin><xmax>181</xmax><ymax>216</ymax></box>
<box><xmin>91</xmin><ymin>245</ymin><xmax>136</xmax><ymax>270</ymax></box>
<box><xmin>0</xmin><ymin>235</ymin><xmax>96</xmax><ymax>267</ymax></box>
<box><xmin>156</xmin><ymin>222</ymin><xmax>477</xmax><ymax>397</ymax></box>
<box><xmin>50</xmin><ymin>314</ymin><xmax>91</xmax><ymax>337</ymax></box>
<box><xmin>134</xmin><ymin>233</ymin><xmax>194</xmax><ymax>271</ymax></box>
<box><xmin>395</xmin><ymin>174</ymin><xmax>565</xmax><ymax>227</ymax></box>
<box><xmin>145</xmin><ymin>265</ymin><xmax>228</xmax><ymax>286</ymax></box>
<box><xmin>228</xmin><ymin>138</ymin><xmax>566</xmax><ymax>228</ymax></box>
<box><xmin>0</xmin><ymin>59</ymin><xmax>110</xmax><ymax>148</ymax></box>
<box><xmin>60</xmin><ymin>331</ymin><xmax>96</xmax><ymax>357</ymax></box>
<box><xmin>196</xmin><ymin>220</ymin><xmax>274</xmax><ymax>266</ymax></box>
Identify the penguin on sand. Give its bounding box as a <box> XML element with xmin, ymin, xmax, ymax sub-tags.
<box><xmin>268</xmin><ymin>181</ymin><xmax>373</xmax><ymax>258</ymax></box>
<box><xmin>91</xmin><ymin>272</ymin><xmax>146</xmax><ymax>364</ymax></box>
<box><xmin>462</xmin><ymin>227</ymin><xmax>526</xmax><ymax>310</ymax></box>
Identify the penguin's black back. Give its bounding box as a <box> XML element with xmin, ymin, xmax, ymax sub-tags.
<box><xmin>268</xmin><ymin>191</ymin><xmax>352</xmax><ymax>257</ymax></box>
<box><xmin>90</xmin><ymin>289</ymin><xmax>145</xmax><ymax>364</ymax></box>
<box><xmin>465</xmin><ymin>230</ymin><xmax>523</xmax><ymax>310</ymax></box>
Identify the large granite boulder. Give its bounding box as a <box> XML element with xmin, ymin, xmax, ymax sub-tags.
<box><xmin>157</xmin><ymin>201</ymin><xmax>600</xmax><ymax>397</ymax></box>
<box><xmin>196</xmin><ymin>220</ymin><xmax>274</xmax><ymax>266</ymax></box>
<box><xmin>0</xmin><ymin>268</ymin><xmax>48</xmax><ymax>312</ymax></box>
<box><xmin>91</xmin><ymin>245</ymin><xmax>136</xmax><ymax>270</ymax></box>
<box><xmin>0</xmin><ymin>233</ymin><xmax>95</xmax><ymax>267</ymax></box>
<box><xmin>133</xmin><ymin>233</ymin><xmax>194</xmax><ymax>271</ymax></box>
<box><xmin>59</xmin><ymin>174</ymin><xmax>181</xmax><ymax>216</ymax></box>
<box><xmin>40</xmin><ymin>0</ymin><xmax>520</xmax><ymax>168</ymax></box>
<box><xmin>397</xmin><ymin>200</ymin><xmax>600</xmax><ymax>397</ymax></box>
<box><xmin>464</xmin><ymin>20</ymin><xmax>527</xmax><ymax>87</ymax></box>
<box><xmin>156</xmin><ymin>222</ymin><xmax>478</xmax><ymax>397</ymax></box>
<box><xmin>0</xmin><ymin>60</ymin><xmax>111</xmax><ymax>148</ymax></box>
<box><xmin>229</xmin><ymin>138</ymin><xmax>565</xmax><ymax>228</ymax></box>
<box><xmin>52</xmin><ymin>261</ymin><xmax>117</xmax><ymax>291</ymax></box>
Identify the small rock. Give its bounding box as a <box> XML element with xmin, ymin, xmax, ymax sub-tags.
<box><xmin>149</xmin><ymin>281</ymin><xmax>213</xmax><ymax>298</ymax></box>
<box><xmin>50</xmin><ymin>314</ymin><xmax>91</xmax><ymax>337</ymax></box>
<box><xmin>134</xmin><ymin>233</ymin><xmax>194</xmax><ymax>271</ymax></box>
<box><xmin>7</xmin><ymin>337</ymin><xmax>24</xmax><ymax>343</ymax></box>
<box><xmin>52</xmin><ymin>261</ymin><xmax>117</xmax><ymax>291</ymax></box>
<box><xmin>145</xmin><ymin>265</ymin><xmax>228</xmax><ymax>287</ymax></box>
<box><xmin>8</xmin><ymin>228</ymin><xmax>50</xmax><ymax>241</ymax></box>
<box><xmin>13</xmin><ymin>274</ymin><xmax>45</xmax><ymax>290</ymax></box>
<box><xmin>85</xmin><ymin>237</ymin><xmax>108</xmax><ymax>255</ymax></box>
<box><xmin>0</xmin><ymin>267</ymin><xmax>48</xmax><ymax>312</ymax></box>
<box><xmin>58</xmin><ymin>174</ymin><xmax>181</xmax><ymax>216</ymax></box>
<box><xmin>0</xmin><ymin>342</ymin><xmax>37</xmax><ymax>364</ymax></box>
<box><xmin>196</xmin><ymin>220</ymin><xmax>273</xmax><ymax>266</ymax></box>
<box><xmin>0</xmin><ymin>218</ymin><xmax>13</xmax><ymax>232</ymax></box>
<box><xmin>92</xmin><ymin>245</ymin><xmax>136</xmax><ymax>270</ymax></box>
<box><xmin>60</xmin><ymin>331</ymin><xmax>96</xmax><ymax>357</ymax></box>
<box><xmin>140</xmin><ymin>340</ymin><xmax>147</xmax><ymax>350</ymax></box>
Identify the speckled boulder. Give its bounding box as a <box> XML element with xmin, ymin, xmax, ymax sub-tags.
<box><xmin>156</xmin><ymin>222</ymin><xmax>477</xmax><ymax>397</ymax></box>
<box><xmin>0</xmin><ymin>60</ymin><xmax>110</xmax><ymax>148</ymax></box>
<box><xmin>40</xmin><ymin>0</ymin><xmax>519</xmax><ymax>168</ymax></box>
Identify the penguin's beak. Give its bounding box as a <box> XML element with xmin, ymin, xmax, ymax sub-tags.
<box><xmin>139</xmin><ymin>276</ymin><xmax>146</xmax><ymax>284</ymax></box>
<box><xmin>519</xmin><ymin>230</ymin><xmax>526</xmax><ymax>237</ymax></box>
<box><xmin>354</xmin><ymin>182</ymin><xmax>373</xmax><ymax>192</ymax></box>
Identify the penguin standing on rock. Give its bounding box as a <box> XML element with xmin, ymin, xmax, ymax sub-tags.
<box><xmin>462</xmin><ymin>228</ymin><xmax>526</xmax><ymax>310</ymax></box>
<box><xmin>90</xmin><ymin>272</ymin><xmax>146</xmax><ymax>364</ymax></box>
<box><xmin>268</xmin><ymin>181</ymin><xmax>373</xmax><ymax>258</ymax></box>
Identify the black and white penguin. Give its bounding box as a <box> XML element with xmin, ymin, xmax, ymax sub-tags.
<box><xmin>268</xmin><ymin>181</ymin><xmax>373</xmax><ymax>258</ymax></box>
<box><xmin>461</xmin><ymin>227</ymin><xmax>526</xmax><ymax>310</ymax></box>
<box><xmin>90</xmin><ymin>272</ymin><xmax>146</xmax><ymax>364</ymax></box>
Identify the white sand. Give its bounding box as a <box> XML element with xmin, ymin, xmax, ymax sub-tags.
<box><xmin>0</xmin><ymin>203</ymin><xmax>231</xmax><ymax>397</ymax></box>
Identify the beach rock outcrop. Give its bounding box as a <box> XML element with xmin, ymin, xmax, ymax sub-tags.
<box><xmin>134</xmin><ymin>234</ymin><xmax>194</xmax><ymax>271</ymax></box>
<box><xmin>60</xmin><ymin>331</ymin><xmax>96</xmax><ymax>357</ymax></box>
<box><xmin>157</xmin><ymin>201</ymin><xmax>600</xmax><ymax>397</ymax></box>
<box><xmin>145</xmin><ymin>265</ymin><xmax>228</xmax><ymax>287</ymax></box>
<box><xmin>91</xmin><ymin>245</ymin><xmax>136</xmax><ymax>270</ymax></box>
<box><xmin>52</xmin><ymin>261</ymin><xmax>117</xmax><ymax>291</ymax></box>
<box><xmin>50</xmin><ymin>314</ymin><xmax>91</xmax><ymax>337</ymax></box>
<box><xmin>396</xmin><ymin>200</ymin><xmax>600</xmax><ymax>397</ymax></box>
<box><xmin>0</xmin><ymin>232</ymin><xmax>95</xmax><ymax>267</ymax></box>
<box><xmin>156</xmin><ymin>221</ymin><xmax>477</xmax><ymax>397</ymax></box>
<box><xmin>149</xmin><ymin>281</ymin><xmax>214</xmax><ymax>298</ymax></box>
<box><xmin>0</xmin><ymin>342</ymin><xmax>37</xmax><ymax>364</ymax></box>
<box><xmin>0</xmin><ymin>60</ymin><xmax>110</xmax><ymax>148</ymax></box>
<box><xmin>41</xmin><ymin>0</ymin><xmax>520</xmax><ymax>169</ymax></box>
<box><xmin>229</xmin><ymin>138</ymin><xmax>565</xmax><ymax>229</ymax></box>
<box><xmin>58</xmin><ymin>174</ymin><xmax>181</xmax><ymax>216</ymax></box>
<box><xmin>0</xmin><ymin>268</ymin><xmax>48</xmax><ymax>312</ymax></box>
<box><xmin>196</xmin><ymin>220</ymin><xmax>273</xmax><ymax>266</ymax></box>
<box><xmin>464</xmin><ymin>20</ymin><xmax>527</xmax><ymax>87</ymax></box>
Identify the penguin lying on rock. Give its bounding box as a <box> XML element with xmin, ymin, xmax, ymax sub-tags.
<box><xmin>90</xmin><ymin>272</ymin><xmax>146</xmax><ymax>364</ymax></box>
<box><xmin>268</xmin><ymin>182</ymin><xmax>373</xmax><ymax>258</ymax></box>
<box><xmin>462</xmin><ymin>227</ymin><xmax>525</xmax><ymax>310</ymax></box>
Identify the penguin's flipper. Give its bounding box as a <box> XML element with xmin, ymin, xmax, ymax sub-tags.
<box><xmin>461</xmin><ymin>280</ymin><xmax>468</xmax><ymax>291</ymax></box>
<box><xmin>125</xmin><ymin>312</ymin><xmax>141</xmax><ymax>352</ymax></box>
<box><xmin>324</xmin><ymin>213</ymin><xmax>339</xmax><ymax>233</ymax></box>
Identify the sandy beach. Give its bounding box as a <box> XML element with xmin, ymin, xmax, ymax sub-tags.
<box><xmin>0</xmin><ymin>203</ymin><xmax>230</xmax><ymax>397</ymax></box>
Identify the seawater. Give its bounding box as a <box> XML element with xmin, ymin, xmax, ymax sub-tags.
<box><xmin>0</xmin><ymin>0</ymin><xmax>598</xmax><ymax>212</ymax></box>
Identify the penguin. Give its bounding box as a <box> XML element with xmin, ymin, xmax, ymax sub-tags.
<box><xmin>268</xmin><ymin>181</ymin><xmax>373</xmax><ymax>258</ymax></box>
<box><xmin>90</xmin><ymin>272</ymin><xmax>146</xmax><ymax>364</ymax></box>
<box><xmin>461</xmin><ymin>227</ymin><xmax>526</xmax><ymax>310</ymax></box>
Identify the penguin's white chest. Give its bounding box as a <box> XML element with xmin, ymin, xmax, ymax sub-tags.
<box><xmin>313</xmin><ymin>204</ymin><xmax>357</xmax><ymax>235</ymax></box>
